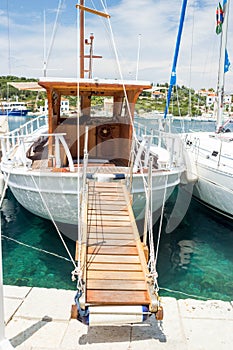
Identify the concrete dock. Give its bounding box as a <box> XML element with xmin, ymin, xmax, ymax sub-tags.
<box><xmin>3</xmin><ymin>285</ymin><xmax>233</xmax><ymax>349</ymax></box>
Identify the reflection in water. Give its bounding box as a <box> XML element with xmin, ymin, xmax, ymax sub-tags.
<box><xmin>156</xmin><ymin>191</ymin><xmax>233</xmax><ymax>301</ymax></box>
<box><xmin>171</xmin><ymin>240</ymin><xmax>195</xmax><ymax>270</ymax></box>
<box><xmin>1</xmin><ymin>197</ymin><xmax>19</xmax><ymax>223</ymax></box>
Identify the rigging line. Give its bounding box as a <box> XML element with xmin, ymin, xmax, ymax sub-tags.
<box><xmin>76</xmin><ymin>7</ymin><xmax>82</xmax><ymax>270</ymax></box>
<box><xmin>91</xmin><ymin>0</ymin><xmax>111</xmax><ymax>34</ymax></box>
<box><xmin>100</xmin><ymin>1</ymin><xmax>137</xmax><ymax>138</ymax></box>
<box><xmin>2</xmin><ymin>235</ymin><xmax>71</xmax><ymax>262</ymax></box>
<box><xmin>159</xmin><ymin>287</ymin><xmax>213</xmax><ymax>301</ymax></box>
<box><xmin>30</xmin><ymin>175</ymin><xmax>77</xmax><ymax>268</ymax></box>
<box><xmin>147</xmin><ymin>159</ymin><xmax>154</xmax><ymax>261</ymax></box>
<box><xmin>6</xmin><ymin>0</ymin><xmax>11</xmax><ymax>74</ymax></box>
<box><xmin>46</xmin><ymin>0</ymin><xmax>65</xmax><ymax>66</ymax></box>
<box><xmin>154</xmin><ymin>174</ymin><xmax>168</xmax><ymax>267</ymax></box>
<box><xmin>101</xmin><ymin>0</ymin><xmax>150</xmax><ymax>188</ymax></box>
<box><xmin>99</xmin><ymin>0</ymin><xmax>149</xmax><ymax>184</ymax></box>
<box><xmin>175</xmin><ymin>85</ymin><xmax>182</xmax><ymax>118</ymax></box>
<box><xmin>188</xmin><ymin>2</ymin><xmax>195</xmax><ymax>116</ymax></box>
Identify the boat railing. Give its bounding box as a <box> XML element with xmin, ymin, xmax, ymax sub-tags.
<box><xmin>194</xmin><ymin>136</ymin><xmax>232</xmax><ymax>169</ymax></box>
<box><xmin>134</xmin><ymin>121</ymin><xmax>184</xmax><ymax>169</ymax></box>
<box><xmin>40</xmin><ymin>133</ymin><xmax>75</xmax><ymax>172</ymax></box>
<box><xmin>1</xmin><ymin>129</ymin><xmax>75</xmax><ymax>173</ymax></box>
<box><xmin>0</xmin><ymin>114</ymin><xmax>48</xmax><ymax>159</ymax></box>
<box><xmin>159</xmin><ymin>131</ymin><xmax>185</xmax><ymax>168</ymax></box>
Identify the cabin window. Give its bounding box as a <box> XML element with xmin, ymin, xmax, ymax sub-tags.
<box><xmin>90</xmin><ymin>96</ymin><xmax>113</xmax><ymax>118</ymax></box>
<box><xmin>120</xmin><ymin>97</ymin><xmax>129</xmax><ymax>118</ymax></box>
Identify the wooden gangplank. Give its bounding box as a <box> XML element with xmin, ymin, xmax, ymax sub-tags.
<box><xmin>76</xmin><ymin>181</ymin><xmax>158</xmax><ymax>312</ymax></box>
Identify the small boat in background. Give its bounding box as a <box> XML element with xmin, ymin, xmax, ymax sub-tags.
<box><xmin>0</xmin><ymin>101</ymin><xmax>29</xmax><ymax>116</ymax></box>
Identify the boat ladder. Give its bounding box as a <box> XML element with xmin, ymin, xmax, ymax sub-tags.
<box><xmin>72</xmin><ymin>180</ymin><xmax>163</xmax><ymax>326</ymax></box>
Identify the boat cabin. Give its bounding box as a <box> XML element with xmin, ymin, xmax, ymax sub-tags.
<box><xmin>38</xmin><ymin>78</ymin><xmax>151</xmax><ymax>168</ymax></box>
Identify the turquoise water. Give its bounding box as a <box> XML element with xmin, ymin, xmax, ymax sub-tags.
<box><xmin>1</xmin><ymin>116</ymin><xmax>233</xmax><ymax>301</ymax></box>
<box><xmin>1</xmin><ymin>191</ymin><xmax>76</xmax><ymax>290</ymax></box>
<box><xmin>156</xmin><ymin>191</ymin><xmax>233</xmax><ymax>301</ymax></box>
<box><xmin>2</xmin><ymin>188</ymin><xmax>233</xmax><ymax>301</ymax></box>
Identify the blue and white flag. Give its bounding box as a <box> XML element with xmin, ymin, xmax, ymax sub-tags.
<box><xmin>224</xmin><ymin>49</ymin><xmax>230</xmax><ymax>72</ymax></box>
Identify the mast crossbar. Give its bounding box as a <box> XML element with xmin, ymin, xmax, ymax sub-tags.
<box><xmin>76</xmin><ymin>4</ymin><xmax>110</xmax><ymax>18</ymax></box>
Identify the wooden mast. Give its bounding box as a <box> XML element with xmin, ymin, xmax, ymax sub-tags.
<box><xmin>76</xmin><ymin>1</ymin><xmax>110</xmax><ymax>79</ymax></box>
<box><xmin>79</xmin><ymin>0</ymin><xmax>85</xmax><ymax>78</ymax></box>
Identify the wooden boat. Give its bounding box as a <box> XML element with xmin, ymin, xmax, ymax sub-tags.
<box><xmin>0</xmin><ymin>2</ymin><xmax>185</xmax><ymax>240</ymax></box>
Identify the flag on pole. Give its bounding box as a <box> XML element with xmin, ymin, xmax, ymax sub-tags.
<box><xmin>216</xmin><ymin>0</ymin><xmax>228</xmax><ymax>34</ymax></box>
<box><xmin>216</xmin><ymin>2</ymin><xmax>224</xmax><ymax>34</ymax></box>
<box><xmin>224</xmin><ymin>49</ymin><xmax>230</xmax><ymax>72</ymax></box>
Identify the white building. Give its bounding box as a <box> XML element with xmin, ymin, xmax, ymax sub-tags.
<box><xmin>206</xmin><ymin>93</ymin><xmax>216</xmax><ymax>106</ymax></box>
<box><xmin>206</xmin><ymin>93</ymin><xmax>232</xmax><ymax>107</ymax></box>
<box><xmin>40</xmin><ymin>98</ymin><xmax>69</xmax><ymax>115</ymax></box>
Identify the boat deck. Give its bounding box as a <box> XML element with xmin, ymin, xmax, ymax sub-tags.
<box><xmin>76</xmin><ymin>181</ymin><xmax>158</xmax><ymax>310</ymax></box>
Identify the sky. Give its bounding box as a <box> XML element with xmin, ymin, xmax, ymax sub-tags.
<box><xmin>0</xmin><ymin>0</ymin><xmax>233</xmax><ymax>91</ymax></box>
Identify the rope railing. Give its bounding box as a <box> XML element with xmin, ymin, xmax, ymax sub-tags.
<box><xmin>74</xmin><ymin>126</ymin><xmax>89</xmax><ymax>291</ymax></box>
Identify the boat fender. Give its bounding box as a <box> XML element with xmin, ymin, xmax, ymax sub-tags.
<box><xmin>86</xmin><ymin>173</ymin><xmax>125</xmax><ymax>180</ymax></box>
<box><xmin>113</xmin><ymin>173</ymin><xmax>125</xmax><ymax>180</ymax></box>
<box><xmin>88</xmin><ymin>305</ymin><xmax>150</xmax><ymax>326</ymax></box>
<box><xmin>180</xmin><ymin>149</ymin><xmax>198</xmax><ymax>184</ymax></box>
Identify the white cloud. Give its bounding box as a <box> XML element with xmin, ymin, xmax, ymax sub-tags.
<box><xmin>0</xmin><ymin>0</ymin><xmax>233</xmax><ymax>91</ymax></box>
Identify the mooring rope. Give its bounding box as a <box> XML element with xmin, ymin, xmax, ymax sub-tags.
<box><xmin>30</xmin><ymin>175</ymin><xmax>77</xmax><ymax>268</ymax></box>
<box><xmin>2</xmin><ymin>234</ymin><xmax>71</xmax><ymax>262</ymax></box>
<box><xmin>159</xmin><ymin>287</ymin><xmax>213</xmax><ymax>301</ymax></box>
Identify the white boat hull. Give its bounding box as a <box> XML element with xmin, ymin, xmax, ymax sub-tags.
<box><xmin>2</xmin><ymin>167</ymin><xmax>181</xmax><ymax>240</ymax></box>
<box><xmin>193</xmin><ymin>163</ymin><xmax>233</xmax><ymax>219</ymax></box>
<box><xmin>0</xmin><ymin>114</ymin><xmax>186</xmax><ymax>240</ymax></box>
<box><xmin>183</xmin><ymin>131</ymin><xmax>233</xmax><ymax>220</ymax></box>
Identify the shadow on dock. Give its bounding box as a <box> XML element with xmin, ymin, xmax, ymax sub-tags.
<box><xmin>9</xmin><ymin>315</ymin><xmax>52</xmax><ymax>347</ymax></box>
<box><xmin>78</xmin><ymin>318</ymin><xmax>167</xmax><ymax>345</ymax></box>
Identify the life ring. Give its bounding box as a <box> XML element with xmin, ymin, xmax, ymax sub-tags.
<box><xmin>97</xmin><ymin>124</ymin><xmax>112</xmax><ymax>140</ymax></box>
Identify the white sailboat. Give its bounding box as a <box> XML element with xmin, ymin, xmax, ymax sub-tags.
<box><xmin>183</xmin><ymin>0</ymin><xmax>233</xmax><ymax>219</ymax></box>
<box><xmin>0</xmin><ymin>2</ymin><xmax>186</xmax><ymax>240</ymax></box>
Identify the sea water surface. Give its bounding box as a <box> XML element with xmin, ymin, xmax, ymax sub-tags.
<box><xmin>1</xmin><ymin>115</ymin><xmax>233</xmax><ymax>301</ymax></box>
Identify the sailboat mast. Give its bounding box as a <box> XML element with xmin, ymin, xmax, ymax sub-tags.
<box><xmin>216</xmin><ymin>0</ymin><xmax>230</xmax><ymax>132</ymax></box>
<box><xmin>79</xmin><ymin>0</ymin><xmax>85</xmax><ymax>78</ymax></box>
<box><xmin>164</xmin><ymin>0</ymin><xmax>188</xmax><ymax>119</ymax></box>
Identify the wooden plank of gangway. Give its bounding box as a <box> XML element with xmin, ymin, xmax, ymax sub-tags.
<box><xmin>76</xmin><ymin>180</ymin><xmax>158</xmax><ymax>311</ymax></box>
